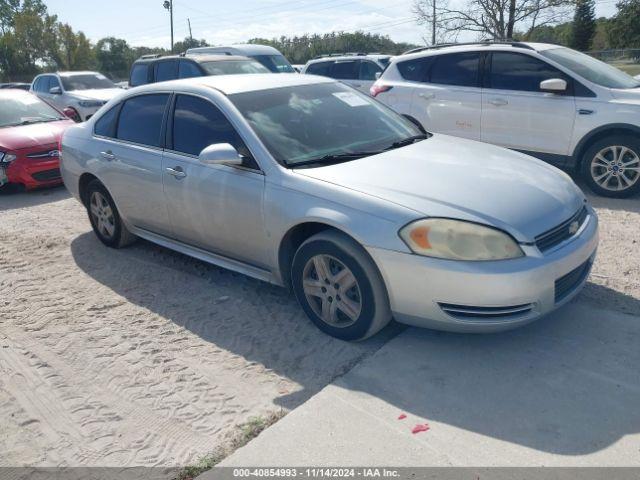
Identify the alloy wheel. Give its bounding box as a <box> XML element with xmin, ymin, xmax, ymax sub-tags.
<box><xmin>590</xmin><ymin>145</ymin><xmax>640</xmax><ymax>192</ymax></box>
<box><xmin>302</xmin><ymin>254</ymin><xmax>362</xmax><ymax>328</ymax></box>
<box><xmin>89</xmin><ymin>191</ymin><xmax>116</xmax><ymax>240</ymax></box>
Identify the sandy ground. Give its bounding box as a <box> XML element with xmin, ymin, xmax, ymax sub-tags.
<box><xmin>0</xmin><ymin>183</ymin><xmax>638</xmax><ymax>467</ymax></box>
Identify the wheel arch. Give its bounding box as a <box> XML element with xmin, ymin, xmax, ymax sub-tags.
<box><xmin>78</xmin><ymin>172</ymin><xmax>100</xmax><ymax>206</ymax></box>
<box><xmin>573</xmin><ymin>123</ymin><xmax>640</xmax><ymax>167</ymax></box>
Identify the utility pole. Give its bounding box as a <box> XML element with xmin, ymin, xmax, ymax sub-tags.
<box><xmin>163</xmin><ymin>0</ymin><xmax>174</xmax><ymax>53</ymax></box>
<box><xmin>432</xmin><ymin>0</ymin><xmax>436</xmax><ymax>45</ymax></box>
<box><xmin>188</xmin><ymin>18</ymin><xmax>193</xmax><ymax>42</ymax></box>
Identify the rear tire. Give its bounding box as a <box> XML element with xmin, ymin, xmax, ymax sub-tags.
<box><xmin>86</xmin><ymin>180</ymin><xmax>136</xmax><ymax>248</ymax></box>
<box><xmin>581</xmin><ymin>135</ymin><xmax>640</xmax><ymax>198</ymax></box>
<box><xmin>291</xmin><ymin>230</ymin><xmax>391</xmax><ymax>341</ymax></box>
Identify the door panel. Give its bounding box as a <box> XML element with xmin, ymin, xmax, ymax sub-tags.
<box><xmin>409</xmin><ymin>52</ymin><xmax>482</xmax><ymax>140</ymax></box>
<box><xmin>481</xmin><ymin>52</ymin><xmax>576</xmax><ymax>155</ymax></box>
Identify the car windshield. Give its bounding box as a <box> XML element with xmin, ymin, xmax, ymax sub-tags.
<box><xmin>252</xmin><ymin>54</ymin><xmax>296</xmax><ymax>73</ymax></box>
<box><xmin>61</xmin><ymin>73</ymin><xmax>116</xmax><ymax>91</ymax></box>
<box><xmin>201</xmin><ymin>60</ymin><xmax>270</xmax><ymax>75</ymax></box>
<box><xmin>540</xmin><ymin>47</ymin><xmax>640</xmax><ymax>89</ymax></box>
<box><xmin>0</xmin><ymin>94</ymin><xmax>64</xmax><ymax>128</ymax></box>
<box><xmin>230</xmin><ymin>82</ymin><xmax>424</xmax><ymax>167</ymax></box>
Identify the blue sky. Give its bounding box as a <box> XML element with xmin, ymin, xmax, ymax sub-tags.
<box><xmin>43</xmin><ymin>0</ymin><xmax>618</xmax><ymax>49</ymax></box>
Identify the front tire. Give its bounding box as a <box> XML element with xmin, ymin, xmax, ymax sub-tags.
<box><xmin>581</xmin><ymin>135</ymin><xmax>640</xmax><ymax>198</ymax></box>
<box><xmin>86</xmin><ymin>180</ymin><xmax>136</xmax><ymax>248</ymax></box>
<box><xmin>291</xmin><ymin>230</ymin><xmax>391</xmax><ymax>341</ymax></box>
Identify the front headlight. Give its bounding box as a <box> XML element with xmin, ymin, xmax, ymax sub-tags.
<box><xmin>399</xmin><ymin>218</ymin><xmax>524</xmax><ymax>261</ymax></box>
<box><xmin>78</xmin><ymin>100</ymin><xmax>105</xmax><ymax>108</ymax></box>
<box><xmin>0</xmin><ymin>152</ymin><xmax>17</xmax><ymax>164</ymax></box>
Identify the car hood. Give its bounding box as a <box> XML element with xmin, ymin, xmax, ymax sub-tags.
<box><xmin>0</xmin><ymin>120</ymin><xmax>73</xmax><ymax>151</ymax></box>
<box><xmin>294</xmin><ymin>135</ymin><xmax>585</xmax><ymax>242</ymax></box>
<box><xmin>68</xmin><ymin>88</ymin><xmax>123</xmax><ymax>101</ymax></box>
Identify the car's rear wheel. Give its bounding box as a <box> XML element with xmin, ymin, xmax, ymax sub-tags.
<box><xmin>291</xmin><ymin>230</ymin><xmax>391</xmax><ymax>341</ymax></box>
<box><xmin>86</xmin><ymin>180</ymin><xmax>136</xmax><ymax>248</ymax></box>
<box><xmin>581</xmin><ymin>135</ymin><xmax>640</xmax><ymax>198</ymax></box>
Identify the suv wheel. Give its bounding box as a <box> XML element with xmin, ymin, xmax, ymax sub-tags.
<box><xmin>581</xmin><ymin>135</ymin><xmax>640</xmax><ymax>198</ymax></box>
<box><xmin>291</xmin><ymin>230</ymin><xmax>391</xmax><ymax>341</ymax></box>
<box><xmin>86</xmin><ymin>180</ymin><xmax>136</xmax><ymax>248</ymax></box>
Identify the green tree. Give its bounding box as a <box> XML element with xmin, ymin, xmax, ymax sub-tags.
<box><xmin>570</xmin><ymin>0</ymin><xmax>596</xmax><ymax>50</ymax></box>
<box><xmin>173</xmin><ymin>36</ymin><xmax>207</xmax><ymax>53</ymax></box>
<box><xmin>95</xmin><ymin>37</ymin><xmax>134</xmax><ymax>79</ymax></box>
<box><xmin>606</xmin><ymin>0</ymin><xmax>640</xmax><ymax>48</ymax></box>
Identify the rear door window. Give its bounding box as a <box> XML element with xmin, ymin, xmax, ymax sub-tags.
<box><xmin>130</xmin><ymin>63</ymin><xmax>149</xmax><ymax>87</ymax></box>
<box><xmin>116</xmin><ymin>94</ymin><xmax>169</xmax><ymax>147</ymax></box>
<box><xmin>359</xmin><ymin>61</ymin><xmax>382</xmax><ymax>81</ymax></box>
<box><xmin>331</xmin><ymin>60</ymin><xmax>360</xmax><ymax>80</ymax></box>
<box><xmin>178</xmin><ymin>60</ymin><xmax>203</xmax><ymax>78</ymax></box>
<box><xmin>154</xmin><ymin>60</ymin><xmax>179</xmax><ymax>82</ymax></box>
<box><xmin>428</xmin><ymin>52</ymin><xmax>480</xmax><ymax>87</ymax></box>
<box><xmin>305</xmin><ymin>61</ymin><xmax>332</xmax><ymax>76</ymax></box>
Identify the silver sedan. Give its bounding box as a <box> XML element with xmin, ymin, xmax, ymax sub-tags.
<box><xmin>60</xmin><ymin>74</ymin><xmax>598</xmax><ymax>340</ymax></box>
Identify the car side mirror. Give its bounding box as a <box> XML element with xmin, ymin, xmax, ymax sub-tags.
<box><xmin>49</xmin><ymin>86</ymin><xmax>62</xmax><ymax>95</ymax></box>
<box><xmin>540</xmin><ymin>78</ymin><xmax>567</xmax><ymax>93</ymax></box>
<box><xmin>198</xmin><ymin>143</ymin><xmax>243</xmax><ymax>166</ymax></box>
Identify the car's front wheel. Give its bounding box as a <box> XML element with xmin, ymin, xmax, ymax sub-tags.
<box><xmin>291</xmin><ymin>230</ymin><xmax>391</xmax><ymax>341</ymax></box>
<box><xmin>86</xmin><ymin>179</ymin><xmax>136</xmax><ymax>248</ymax></box>
<box><xmin>581</xmin><ymin>135</ymin><xmax>640</xmax><ymax>198</ymax></box>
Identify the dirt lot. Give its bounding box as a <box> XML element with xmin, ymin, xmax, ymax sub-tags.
<box><xmin>0</xmin><ymin>183</ymin><xmax>638</xmax><ymax>467</ymax></box>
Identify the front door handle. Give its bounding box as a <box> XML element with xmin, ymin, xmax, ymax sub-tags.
<box><xmin>100</xmin><ymin>150</ymin><xmax>116</xmax><ymax>161</ymax></box>
<box><xmin>489</xmin><ymin>98</ymin><xmax>509</xmax><ymax>106</ymax></box>
<box><xmin>166</xmin><ymin>166</ymin><xmax>186</xmax><ymax>179</ymax></box>
<box><xmin>418</xmin><ymin>92</ymin><xmax>435</xmax><ymax>100</ymax></box>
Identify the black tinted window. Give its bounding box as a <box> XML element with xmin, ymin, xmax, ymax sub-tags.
<box><xmin>397</xmin><ymin>57</ymin><xmax>431</xmax><ymax>81</ymax></box>
<box><xmin>179</xmin><ymin>60</ymin><xmax>202</xmax><ymax>78</ymax></box>
<box><xmin>331</xmin><ymin>61</ymin><xmax>359</xmax><ymax>80</ymax></box>
<box><xmin>94</xmin><ymin>105</ymin><xmax>119</xmax><ymax>137</ymax></box>
<box><xmin>429</xmin><ymin>53</ymin><xmax>480</xmax><ymax>87</ymax></box>
<box><xmin>360</xmin><ymin>61</ymin><xmax>381</xmax><ymax>80</ymax></box>
<box><xmin>306</xmin><ymin>62</ymin><xmax>332</xmax><ymax>76</ymax></box>
<box><xmin>172</xmin><ymin>95</ymin><xmax>246</xmax><ymax>157</ymax></box>
<box><xmin>155</xmin><ymin>61</ymin><xmax>178</xmax><ymax>82</ymax></box>
<box><xmin>117</xmin><ymin>94</ymin><xmax>169</xmax><ymax>147</ymax></box>
<box><xmin>130</xmin><ymin>64</ymin><xmax>149</xmax><ymax>86</ymax></box>
<box><xmin>488</xmin><ymin>52</ymin><xmax>568</xmax><ymax>92</ymax></box>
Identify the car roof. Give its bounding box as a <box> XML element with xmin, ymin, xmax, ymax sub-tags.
<box><xmin>37</xmin><ymin>71</ymin><xmax>104</xmax><ymax>77</ymax></box>
<box><xmin>397</xmin><ymin>42</ymin><xmax>560</xmax><ymax>61</ymax></box>
<box><xmin>187</xmin><ymin>44</ymin><xmax>282</xmax><ymax>56</ymax></box>
<box><xmin>134</xmin><ymin>54</ymin><xmax>254</xmax><ymax>64</ymax></box>
<box><xmin>128</xmin><ymin>73</ymin><xmax>333</xmax><ymax>96</ymax></box>
<box><xmin>306</xmin><ymin>54</ymin><xmax>387</xmax><ymax>64</ymax></box>
<box><xmin>0</xmin><ymin>88</ymin><xmax>37</xmax><ymax>98</ymax></box>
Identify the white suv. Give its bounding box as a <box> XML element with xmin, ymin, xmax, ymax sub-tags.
<box><xmin>371</xmin><ymin>42</ymin><xmax>640</xmax><ymax>197</ymax></box>
<box><xmin>302</xmin><ymin>54</ymin><xmax>391</xmax><ymax>95</ymax></box>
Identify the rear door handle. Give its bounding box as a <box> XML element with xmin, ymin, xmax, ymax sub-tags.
<box><xmin>418</xmin><ymin>92</ymin><xmax>435</xmax><ymax>100</ymax></box>
<box><xmin>489</xmin><ymin>98</ymin><xmax>508</xmax><ymax>106</ymax></box>
<box><xmin>100</xmin><ymin>151</ymin><xmax>116</xmax><ymax>161</ymax></box>
<box><xmin>166</xmin><ymin>166</ymin><xmax>186</xmax><ymax>179</ymax></box>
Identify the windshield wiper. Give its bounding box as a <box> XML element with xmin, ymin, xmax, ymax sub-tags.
<box><xmin>385</xmin><ymin>134</ymin><xmax>429</xmax><ymax>151</ymax></box>
<box><xmin>292</xmin><ymin>151</ymin><xmax>382</xmax><ymax>168</ymax></box>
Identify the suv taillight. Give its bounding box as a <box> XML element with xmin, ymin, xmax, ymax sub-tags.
<box><xmin>370</xmin><ymin>84</ymin><xmax>392</xmax><ymax>97</ymax></box>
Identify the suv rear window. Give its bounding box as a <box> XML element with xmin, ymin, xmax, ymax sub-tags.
<box><xmin>429</xmin><ymin>52</ymin><xmax>480</xmax><ymax>87</ymax></box>
<box><xmin>331</xmin><ymin>60</ymin><xmax>359</xmax><ymax>80</ymax></box>
<box><xmin>130</xmin><ymin>64</ymin><xmax>149</xmax><ymax>87</ymax></box>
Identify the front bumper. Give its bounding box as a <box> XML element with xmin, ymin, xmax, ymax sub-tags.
<box><xmin>367</xmin><ymin>206</ymin><xmax>599</xmax><ymax>333</ymax></box>
<box><xmin>5</xmin><ymin>157</ymin><xmax>62</xmax><ymax>189</ymax></box>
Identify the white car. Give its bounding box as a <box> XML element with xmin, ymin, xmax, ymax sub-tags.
<box><xmin>30</xmin><ymin>72</ymin><xmax>123</xmax><ymax>122</ymax></box>
<box><xmin>186</xmin><ymin>44</ymin><xmax>296</xmax><ymax>73</ymax></box>
<box><xmin>302</xmin><ymin>54</ymin><xmax>391</xmax><ymax>95</ymax></box>
<box><xmin>371</xmin><ymin>42</ymin><xmax>640</xmax><ymax>197</ymax></box>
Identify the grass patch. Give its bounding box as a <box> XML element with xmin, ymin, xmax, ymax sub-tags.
<box><xmin>176</xmin><ymin>410</ymin><xmax>286</xmax><ymax>480</ymax></box>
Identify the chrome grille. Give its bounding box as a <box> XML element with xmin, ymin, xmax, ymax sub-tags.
<box><xmin>535</xmin><ymin>206</ymin><xmax>588</xmax><ymax>253</ymax></box>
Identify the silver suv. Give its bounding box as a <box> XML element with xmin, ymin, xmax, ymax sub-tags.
<box><xmin>302</xmin><ymin>54</ymin><xmax>391</xmax><ymax>95</ymax></box>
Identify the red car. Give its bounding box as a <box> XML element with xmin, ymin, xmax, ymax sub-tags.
<box><xmin>0</xmin><ymin>89</ymin><xmax>74</xmax><ymax>190</ymax></box>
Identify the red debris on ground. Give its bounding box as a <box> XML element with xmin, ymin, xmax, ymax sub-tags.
<box><xmin>398</xmin><ymin>413</ymin><xmax>407</xmax><ymax>420</ymax></box>
<box><xmin>411</xmin><ymin>423</ymin><xmax>430</xmax><ymax>434</ymax></box>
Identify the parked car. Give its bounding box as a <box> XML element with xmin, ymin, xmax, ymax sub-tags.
<box><xmin>302</xmin><ymin>53</ymin><xmax>391</xmax><ymax>95</ymax></box>
<box><xmin>186</xmin><ymin>44</ymin><xmax>296</xmax><ymax>73</ymax></box>
<box><xmin>129</xmin><ymin>54</ymin><xmax>270</xmax><ymax>87</ymax></box>
<box><xmin>0</xmin><ymin>82</ymin><xmax>31</xmax><ymax>91</ymax></box>
<box><xmin>60</xmin><ymin>74</ymin><xmax>598</xmax><ymax>340</ymax></box>
<box><xmin>30</xmin><ymin>71</ymin><xmax>122</xmax><ymax>122</ymax></box>
<box><xmin>0</xmin><ymin>89</ymin><xmax>74</xmax><ymax>189</ymax></box>
<box><xmin>371</xmin><ymin>41</ymin><xmax>640</xmax><ymax>198</ymax></box>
